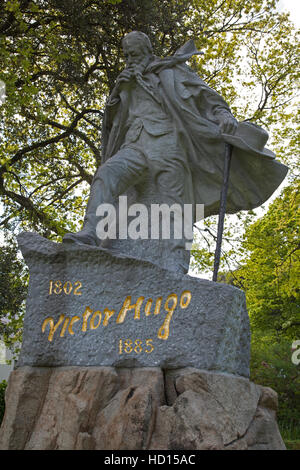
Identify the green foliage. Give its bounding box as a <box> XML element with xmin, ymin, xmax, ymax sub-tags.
<box><xmin>0</xmin><ymin>380</ymin><xmax>7</xmax><ymax>426</ymax></box>
<box><xmin>283</xmin><ymin>438</ymin><xmax>300</xmax><ymax>451</ymax></box>
<box><xmin>236</xmin><ymin>182</ymin><xmax>300</xmax><ymax>340</ymax></box>
<box><xmin>193</xmin><ymin>180</ymin><xmax>299</xmax><ymax>335</ymax></box>
<box><xmin>0</xmin><ymin>0</ymin><xmax>298</xmax><ymax>240</ymax></box>
<box><xmin>250</xmin><ymin>332</ymin><xmax>300</xmax><ymax>426</ymax></box>
<box><xmin>0</xmin><ymin>232</ymin><xmax>28</xmax><ymax>354</ymax></box>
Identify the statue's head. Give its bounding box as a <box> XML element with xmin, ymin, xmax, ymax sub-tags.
<box><xmin>122</xmin><ymin>31</ymin><xmax>153</xmax><ymax>68</ymax></box>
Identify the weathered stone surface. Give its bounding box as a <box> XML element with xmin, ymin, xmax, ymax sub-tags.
<box><xmin>225</xmin><ymin>387</ymin><xmax>285</xmax><ymax>451</ymax></box>
<box><xmin>25</xmin><ymin>366</ymin><xmax>118</xmax><ymax>450</ymax></box>
<box><xmin>92</xmin><ymin>368</ymin><xmax>164</xmax><ymax>450</ymax></box>
<box><xmin>0</xmin><ymin>366</ymin><xmax>51</xmax><ymax>450</ymax></box>
<box><xmin>17</xmin><ymin>232</ymin><xmax>250</xmax><ymax>377</ymax></box>
<box><xmin>164</xmin><ymin>368</ymin><xmax>261</xmax><ymax>441</ymax></box>
<box><xmin>0</xmin><ymin>366</ymin><xmax>286</xmax><ymax>450</ymax></box>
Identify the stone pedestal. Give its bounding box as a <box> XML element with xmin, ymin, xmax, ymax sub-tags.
<box><xmin>0</xmin><ymin>366</ymin><xmax>285</xmax><ymax>450</ymax></box>
<box><xmin>16</xmin><ymin>232</ymin><xmax>250</xmax><ymax>377</ymax></box>
<box><xmin>0</xmin><ymin>232</ymin><xmax>286</xmax><ymax>450</ymax></box>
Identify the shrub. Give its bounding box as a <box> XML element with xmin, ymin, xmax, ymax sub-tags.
<box><xmin>250</xmin><ymin>334</ymin><xmax>300</xmax><ymax>427</ymax></box>
<box><xmin>0</xmin><ymin>380</ymin><xmax>7</xmax><ymax>425</ymax></box>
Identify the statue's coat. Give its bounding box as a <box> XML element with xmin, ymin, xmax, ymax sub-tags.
<box><xmin>101</xmin><ymin>42</ymin><xmax>288</xmax><ymax>218</ymax></box>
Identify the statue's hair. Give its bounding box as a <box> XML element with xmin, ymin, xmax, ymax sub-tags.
<box><xmin>122</xmin><ymin>31</ymin><xmax>153</xmax><ymax>54</ymax></box>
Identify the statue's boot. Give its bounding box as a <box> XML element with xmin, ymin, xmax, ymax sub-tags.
<box><xmin>62</xmin><ymin>220</ymin><xmax>98</xmax><ymax>246</ymax></box>
<box><xmin>63</xmin><ymin>179</ymin><xmax>102</xmax><ymax>246</ymax></box>
<box><xmin>63</xmin><ymin>148</ymin><xmax>144</xmax><ymax>246</ymax></box>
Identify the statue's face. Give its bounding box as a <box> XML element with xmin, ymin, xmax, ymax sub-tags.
<box><xmin>123</xmin><ymin>38</ymin><xmax>150</xmax><ymax>69</ymax></box>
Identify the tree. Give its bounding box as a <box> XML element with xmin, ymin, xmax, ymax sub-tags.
<box><xmin>234</xmin><ymin>181</ymin><xmax>300</xmax><ymax>341</ymax></box>
<box><xmin>0</xmin><ymin>0</ymin><xmax>298</xmax><ymax>240</ymax></box>
<box><xmin>250</xmin><ymin>333</ymin><xmax>300</xmax><ymax>434</ymax></box>
<box><xmin>0</xmin><ymin>379</ymin><xmax>7</xmax><ymax>425</ymax></box>
<box><xmin>0</xmin><ymin>232</ymin><xmax>28</xmax><ymax>353</ymax></box>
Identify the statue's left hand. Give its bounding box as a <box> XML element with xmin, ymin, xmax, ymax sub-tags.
<box><xmin>218</xmin><ymin>116</ymin><xmax>238</xmax><ymax>135</ymax></box>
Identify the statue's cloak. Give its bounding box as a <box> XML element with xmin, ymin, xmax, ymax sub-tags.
<box><xmin>101</xmin><ymin>42</ymin><xmax>288</xmax><ymax>218</ymax></box>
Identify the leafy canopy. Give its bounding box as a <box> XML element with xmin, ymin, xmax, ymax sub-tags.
<box><xmin>0</xmin><ymin>232</ymin><xmax>28</xmax><ymax>352</ymax></box>
<box><xmin>236</xmin><ymin>182</ymin><xmax>300</xmax><ymax>341</ymax></box>
<box><xmin>0</xmin><ymin>0</ymin><xmax>298</xmax><ymax>239</ymax></box>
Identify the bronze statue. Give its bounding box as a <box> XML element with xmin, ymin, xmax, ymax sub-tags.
<box><xmin>63</xmin><ymin>31</ymin><xmax>288</xmax><ymax>274</ymax></box>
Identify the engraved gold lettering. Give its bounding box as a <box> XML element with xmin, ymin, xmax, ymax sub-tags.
<box><xmin>103</xmin><ymin>308</ymin><xmax>115</xmax><ymax>326</ymax></box>
<box><xmin>90</xmin><ymin>310</ymin><xmax>102</xmax><ymax>330</ymax></box>
<box><xmin>42</xmin><ymin>314</ymin><xmax>65</xmax><ymax>342</ymax></box>
<box><xmin>53</xmin><ymin>280</ymin><xmax>62</xmax><ymax>295</ymax></box>
<box><xmin>49</xmin><ymin>280</ymin><xmax>53</xmax><ymax>295</ymax></box>
<box><xmin>118</xmin><ymin>338</ymin><xmax>155</xmax><ymax>354</ymax></box>
<box><xmin>74</xmin><ymin>281</ymin><xmax>82</xmax><ymax>295</ymax></box>
<box><xmin>157</xmin><ymin>293</ymin><xmax>178</xmax><ymax>340</ymax></box>
<box><xmin>117</xmin><ymin>297</ymin><xmax>133</xmax><ymax>324</ymax></box>
<box><xmin>116</xmin><ymin>296</ymin><xmax>144</xmax><ymax>324</ymax></box>
<box><xmin>48</xmin><ymin>280</ymin><xmax>83</xmax><ymax>295</ymax></box>
<box><xmin>63</xmin><ymin>281</ymin><xmax>72</xmax><ymax>295</ymax></box>
<box><xmin>60</xmin><ymin>317</ymin><xmax>70</xmax><ymax>337</ymax></box>
<box><xmin>82</xmin><ymin>306</ymin><xmax>93</xmax><ymax>332</ymax></box>
<box><xmin>134</xmin><ymin>339</ymin><xmax>143</xmax><ymax>353</ymax></box>
<box><xmin>41</xmin><ymin>290</ymin><xmax>192</xmax><ymax>342</ymax></box>
<box><xmin>144</xmin><ymin>297</ymin><xmax>162</xmax><ymax>316</ymax></box>
<box><xmin>144</xmin><ymin>299</ymin><xmax>152</xmax><ymax>316</ymax></box>
<box><xmin>145</xmin><ymin>338</ymin><xmax>154</xmax><ymax>353</ymax></box>
<box><xmin>134</xmin><ymin>296</ymin><xmax>144</xmax><ymax>320</ymax></box>
<box><xmin>180</xmin><ymin>290</ymin><xmax>192</xmax><ymax>308</ymax></box>
<box><xmin>68</xmin><ymin>316</ymin><xmax>80</xmax><ymax>335</ymax></box>
<box><xmin>124</xmin><ymin>339</ymin><xmax>133</xmax><ymax>353</ymax></box>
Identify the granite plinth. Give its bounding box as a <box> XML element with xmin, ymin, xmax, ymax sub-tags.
<box><xmin>17</xmin><ymin>232</ymin><xmax>250</xmax><ymax>377</ymax></box>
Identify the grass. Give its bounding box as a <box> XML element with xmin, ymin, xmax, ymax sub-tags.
<box><xmin>278</xmin><ymin>420</ymin><xmax>300</xmax><ymax>450</ymax></box>
<box><xmin>0</xmin><ymin>380</ymin><xmax>7</xmax><ymax>426</ymax></box>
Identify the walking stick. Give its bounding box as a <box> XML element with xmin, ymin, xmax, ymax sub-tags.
<box><xmin>212</xmin><ymin>142</ymin><xmax>233</xmax><ymax>282</ymax></box>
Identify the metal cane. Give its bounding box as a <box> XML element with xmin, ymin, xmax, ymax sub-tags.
<box><xmin>212</xmin><ymin>143</ymin><xmax>233</xmax><ymax>282</ymax></box>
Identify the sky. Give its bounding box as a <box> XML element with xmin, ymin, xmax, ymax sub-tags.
<box><xmin>278</xmin><ymin>0</ymin><xmax>300</xmax><ymax>27</ymax></box>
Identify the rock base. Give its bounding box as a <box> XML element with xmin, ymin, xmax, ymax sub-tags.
<box><xmin>0</xmin><ymin>366</ymin><xmax>285</xmax><ymax>450</ymax></box>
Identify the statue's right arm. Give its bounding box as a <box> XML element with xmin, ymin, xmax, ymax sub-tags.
<box><xmin>107</xmin><ymin>68</ymin><xmax>133</xmax><ymax>105</ymax></box>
